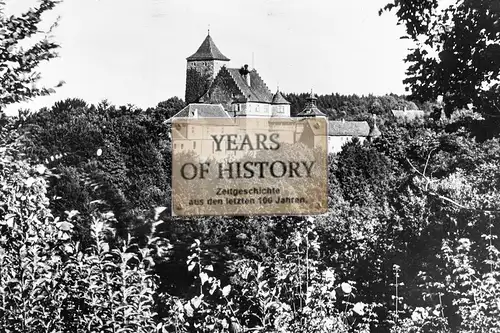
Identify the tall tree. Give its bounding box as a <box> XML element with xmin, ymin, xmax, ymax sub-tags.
<box><xmin>0</xmin><ymin>0</ymin><xmax>62</xmax><ymax>110</ymax></box>
<box><xmin>382</xmin><ymin>0</ymin><xmax>500</xmax><ymax>117</ymax></box>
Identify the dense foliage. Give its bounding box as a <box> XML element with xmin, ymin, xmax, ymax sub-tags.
<box><xmin>0</xmin><ymin>115</ymin><xmax>162</xmax><ymax>332</ymax></box>
<box><xmin>284</xmin><ymin>92</ymin><xmax>427</xmax><ymax>120</ymax></box>
<box><xmin>381</xmin><ymin>0</ymin><xmax>500</xmax><ymax>117</ymax></box>
<box><xmin>1</xmin><ymin>94</ymin><xmax>499</xmax><ymax>332</ymax></box>
<box><xmin>0</xmin><ymin>0</ymin><xmax>63</xmax><ymax>109</ymax></box>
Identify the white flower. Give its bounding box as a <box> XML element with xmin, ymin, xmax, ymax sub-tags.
<box><xmin>341</xmin><ymin>282</ymin><xmax>352</xmax><ymax>294</ymax></box>
<box><xmin>35</xmin><ymin>164</ymin><xmax>46</xmax><ymax>175</ymax></box>
<box><xmin>96</xmin><ymin>148</ymin><xmax>103</xmax><ymax>156</ymax></box>
<box><xmin>25</xmin><ymin>177</ymin><xmax>36</xmax><ymax>187</ymax></box>
<box><xmin>412</xmin><ymin>307</ymin><xmax>429</xmax><ymax>323</ymax></box>
<box><xmin>353</xmin><ymin>302</ymin><xmax>365</xmax><ymax>316</ymax></box>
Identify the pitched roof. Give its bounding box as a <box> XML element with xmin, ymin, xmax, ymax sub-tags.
<box><xmin>328</xmin><ymin>120</ymin><xmax>370</xmax><ymax>137</ymax></box>
<box><xmin>391</xmin><ymin>109</ymin><xmax>425</xmax><ymax>121</ymax></box>
<box><xmin>226</xmin><ymin>68</ymin><xmax>273</xmax><ymax>103</ymax></box>
<box><xmin>272</xmin><ymin>90</ymin><xmax>290</xmax><ymax>104</ymax></box>
<box><xmin>165</xmin><ymin>104</ymin><xmax>231</xmax><ymax>123</ymax></box>
<box><xmin>186</xmin><ymin>34</ymin><xmax>230</xmax><ymax>61</ymax></box>
<box><xmin>297</xmin><ymin>106</ymin><xmax>326</xmax><ymax>117</ymax></box>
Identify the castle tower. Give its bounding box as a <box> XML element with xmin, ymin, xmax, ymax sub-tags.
<box><xmin>185</xmin><ymin>32</ymin><xmax>230</xmax><ymax>104</ymax></box>
<box><xmin>271</xmin><ymin>89</ymin><xmax>291</xmax><ymax>117</ymax></box>
<box><xmin>297</xmin><ymin>90</ymin><xmax>326</xmax><ymax>117</ymax></box>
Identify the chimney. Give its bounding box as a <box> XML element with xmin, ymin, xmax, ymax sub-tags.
<box><xmin>242</xmin><ymin>64</ymin><xmax>251</xmax><ymax>86</ymax></box>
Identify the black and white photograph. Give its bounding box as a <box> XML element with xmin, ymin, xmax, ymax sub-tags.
<box><xmin>1</xmin><ymin>0</ymin><xmax>500</xmax><ymax>332</ymax></box>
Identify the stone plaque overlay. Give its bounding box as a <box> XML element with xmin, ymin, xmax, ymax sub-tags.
<box><xmin>171</xmin><ymin>117</ymin><xmax>328</xmax><ymax>216</ymax></box>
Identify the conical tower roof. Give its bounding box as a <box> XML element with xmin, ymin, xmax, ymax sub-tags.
<box><xmin>187</xmin><ymin>34</ymin><xmax>230</xmax><ymax>61</ymax></box>
<box><xmin>272</xmin><ymin>90</ymin><xmax>290</xmax><ymax>105</ymax></box>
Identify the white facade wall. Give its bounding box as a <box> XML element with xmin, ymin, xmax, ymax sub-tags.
<box><xmin>271</xmin><ymin>104</ymin><xmax>290</xmax><ymax>117</ymax></box>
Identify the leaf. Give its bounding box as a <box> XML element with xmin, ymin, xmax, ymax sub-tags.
<box><xmin>209</xmin><ymin>281</ymin><xmax>219</xmax><ymax>295</ymax></box>
<box><xmin>184</xmin><ymin>302</ymin><xmax>194</xmax><ymax>317</ymax></box>
<box><xmin>221</xmin><ymin>285</ymin><xmax>231</xmax><ymax>297</ymax></box>
<box><xmin>56</xmin><ymin>221</ymin><xmax>73</xmax><ymax>231</ymax></box>
<box><xmin>153</xmin><ymin>206</ymin><xmax>167</xmax><ymax>220</ymax></box>
<box><xmin>5</xmin><ymin>215</ymin><xmax>15</xmax><ymax>228</ymax></box>
<box><xmin>191</xmin><ymin>296</ymin><xmax>202</xmax><ymax>309</ymax></box>
<box><xmin>199</xmin><ymin>272</ymin><xmax>209</xmax><ymax>285</ymax></box>
<box><xmin>188</xmin><ymin>261</ymin><xmax>197</xmax><ymax>272</ymax></box>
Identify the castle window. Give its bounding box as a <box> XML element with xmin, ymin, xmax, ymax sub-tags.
<box><xmin>193</xmin><ymin>141</ymin><xmax>196</xmax><ymax>149</ymax></box>
<box><xmin>174</xmin><ymin>144</ymin><xmax>177</xmax><ymax>149</ymax></box>
<box><xmin>181</xmin><ymin>144</ymin><xmax>184</xmax><ymax>149</ymax></box>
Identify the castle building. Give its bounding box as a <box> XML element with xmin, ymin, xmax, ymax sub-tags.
<box><xmin>171</xmin><ymin>33</ymin><xmax>381</xmax><ymax>155</ymax></box>
<box><xmin>184</xmin><ymin>33</ymin><xmax>290</xmax><ymax>117</ymax></box>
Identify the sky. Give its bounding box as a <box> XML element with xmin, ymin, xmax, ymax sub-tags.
<box><xmin>3</xmin><ymin>0</ymin><xmax>414</xmax><ymax>115</ymax></box>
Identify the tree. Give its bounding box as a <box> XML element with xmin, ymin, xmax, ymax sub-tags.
<box><xmin>156</xmin><ymin>96</ymin><xmax>185</xmax><ymax>119</ymax></box>
<box><xmin>0</xmin><ymin>0</ymin><xmax>62</xmax><ymax>110</ymax></box>
<box><xmin>381</xmin><ymin>0</ymin><xmax>500</xmax><ymax>117</ymax></box>
<box><xmin>335</xmin><ymin>138</ymin><xmax>395</xmax><ymax>206</ymax></box>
